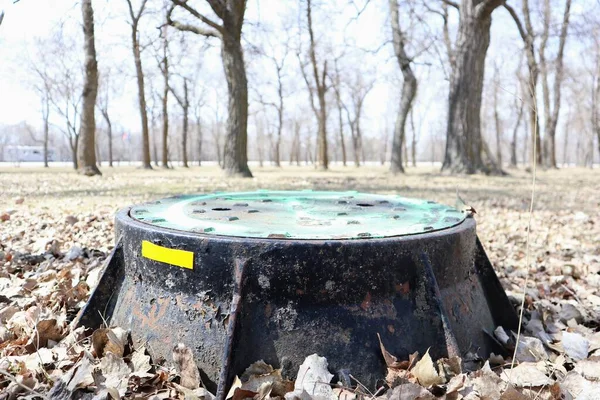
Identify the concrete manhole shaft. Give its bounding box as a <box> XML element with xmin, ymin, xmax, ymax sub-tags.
<box><xmin>77</xmin><ymin>190</ymin><xmax>518</xmax><ymax>392</ymax></box>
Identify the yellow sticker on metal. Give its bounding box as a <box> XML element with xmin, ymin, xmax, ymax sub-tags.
<box><xmin>141</xmin><ymin>240</ymin><xmax>194</xmax><ymax>270</ymax></box>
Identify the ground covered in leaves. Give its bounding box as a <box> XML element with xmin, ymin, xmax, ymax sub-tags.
<box><xmin>0</xmin><ymin>165</ymin><xmax>599</xmax><ymax>399</ymax></box>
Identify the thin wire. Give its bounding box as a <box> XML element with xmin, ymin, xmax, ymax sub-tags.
<box><xmin>509</xmin><ymin>84</ymin><xmax>538</xmax><ymax>373</ymax></box>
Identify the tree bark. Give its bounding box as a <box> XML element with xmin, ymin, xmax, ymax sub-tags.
<box><xmin>127</xmin><ymin>0</ymin><xmax>152</xmax><ymax>169</ymax></box>
<box><xmin>389</xmin><ymin>0</ymin><xmax>417</xmax><ymax>174</ymax></box>
<box><xmin>77</xmin><ymin>0</ymin><xmax>101</xmax><ymax>176</ymax></box>
<box><xmin>442</xmin><ymin>0</ymin><xmax>503</xmax><ymax>175</ymax></box>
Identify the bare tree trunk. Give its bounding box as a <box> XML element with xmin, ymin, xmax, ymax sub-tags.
<box><xmin>562</xmin><ymin>115</ymin><xmax>569</xmax><ymax>166</ymax></box>
<box><xmin>410</xmin><ymin>108</ymin><xmax>417</xmax><ymax>167</ymax></box>
<box><xmin>442</xmin><ymin>0</ymin><xmax>503</xmax><ymax>175</ymax></box>
<box><xmin>510</xmin><ymin>98</ymin><xmax>524</xmax><ymax>168</ymax></box>
<box><xmin>389</xmin><ymin>0</ymin><xmax>417</xmax><ymax>174</ymax></box>
<box><xmin>182</xmin><ymin>79</ymin><xmax>189</xmax><ymax>168</ymax></box>
<box><xmin>196</xmin><ymin>113</ymin><xmax>203</xmax><ymax>166</ymax></box>
<box><xmin>168</xmin><ymin>0</ymin><xmax>252</xmax><ymax>177</ymax></box>
<box><xmin>333</xmin><ymin>62</ymin><xmax>347</xmax><ymax>167</ymax></box>
<box><xmin>542</xmin><ymin>0</ymin><xmax>572</xmax><ymax>168</ymax></box>
<box><xmin>126</xmin><ymin>0</ymin><xmax>152</xmax><ymax>169</ymax></box>
<box><xmin>161</xmin><ymin>27</ymin><xmax>170</xmax><ymax>169</ymax></box>
<box><xmin>593</xmin><ymin>50</ymin><xmax>600</xmax><ymax>167</ymax></box>
<box><xmin>305</xmin><ymin>0</ymin><xmax>328</xmax><ymax>170</ymax></box>
<box><xmin>100</xmin><ymin>108</ymin><xmax>113</xmax><ymax>167</ymax></box>
<box><xmin>505</xmin><ymin>1</ymin><xmax>542</xmax><ymax>167</ymax></box>
<box><xmin>493</xmin><ymin>73</ymin><xmax>502</xmax><ymax>167</ymax></box>
<box><xmin>221</xmin><ymin>37</ymin><xmax>251</xmax><ymax>176</ymax></box>
<box><xmin>43</xmin><ymin>95</ymin><xmax>50</xmax><ymax>168</ymax></box>
<box><xmin>77</xmin><ymin>0</ymin><xmax>101</xmax><ymax>176</ymax></box>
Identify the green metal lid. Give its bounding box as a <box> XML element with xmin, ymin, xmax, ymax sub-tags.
<box><xmin>130</xmin><ymin>190</ymin><xmax>466</xmax><ymax>240</ymax></box>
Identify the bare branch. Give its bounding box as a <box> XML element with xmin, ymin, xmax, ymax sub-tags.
<box><xmin>171</xmin><ymin>0</ymin><xmax>224</xmax><ymax>34</ymax></box>
<box><xmin>440</xmin><ymin>0</ymin><xmax>459</xmax><ymax>10</ymax></box>
<box><xmin>503</xmin><ymin>3</ymin><xmax>527</xmax><ymax>42</ymax></box>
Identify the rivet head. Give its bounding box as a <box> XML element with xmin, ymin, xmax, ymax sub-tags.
<box><xmin>347</xmin><ymin>220</ymin><xmax>360</xmax><ymax>225</ymax></box>
<box><xmin>193</xmin><ymin>209</ymin><xmax>206</xmax><ymax>214</ymax></box>
<box><xmin>424</xmin><ymin>226</ymin><xmax>434</xmax><ymax>231</ymax></box>
<box><xmin>204</xmin><ymin>227</ymin><xmax>215</xmax><ymax>233</ymax></box>
<box><xmin>234</xmin><ymin>203</ymin><xmax>248</xmax><ymax>207</ymax></box>
<box><xmin>337</xmin><ymin>212</ymin><xmax>348</xmax><ymax>216</ymax></box>
<box><xmin>248</xmin><ymin>209</ymin><xmax>259</xmax><ymax>213</ymax></box>
<box><xmin>225</xmin><ymin>216</ymin><xmax>239</xmax><ymax>221</ymax></box>
<box><xmin>358</xmin><ymin>232</ymin><xmax>371</xmax><ymax>237</ymax></box>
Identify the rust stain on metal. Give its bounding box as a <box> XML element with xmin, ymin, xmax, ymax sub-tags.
<box><xmin>132</xmin><ymin>297</ymin><xmax>169</xmax><ymax>329</ymax></box>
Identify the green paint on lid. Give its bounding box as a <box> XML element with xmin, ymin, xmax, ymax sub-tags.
<box><xmin>129</xmin><ymin>191</ymin><xmax>466</xmax><ymax>240</ymax></box>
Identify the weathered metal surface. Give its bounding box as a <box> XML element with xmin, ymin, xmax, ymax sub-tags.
<box><xmin>129</xmin><ymin>191</ymin><xmax>466</xmax><ymax>239</ymax></box>
<box><xmin>77</xmin><ymin>192</ymin><xmax>517</xmax><ymax>392</ymax></box>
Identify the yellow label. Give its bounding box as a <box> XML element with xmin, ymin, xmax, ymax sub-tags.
<box><xmin>141</xmin><ymin>240</ymin><xmax>194</xmax><ymax>270</ymax></box>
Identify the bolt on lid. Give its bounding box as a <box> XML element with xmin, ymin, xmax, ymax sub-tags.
<box><xmin>130</xmin><ymin>190</ymin><xmax>466</xmax><ymax>240</ymax></box>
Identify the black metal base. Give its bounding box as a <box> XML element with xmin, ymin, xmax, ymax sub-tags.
<box><xmin>76</xmin><ymin>208</ymin><xmax>518</xmax><ymax>392</ymax></box>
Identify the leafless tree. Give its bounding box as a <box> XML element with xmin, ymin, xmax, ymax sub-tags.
<box><xmin>98</xmin><ymin>68</ymin><xmax>115</xmax><ymax>167</ymax></box>
<box><xmin>299</xmin><ymin>0</ymin><xmax>329</xmax><ymax>170</ymax></box>
<box><xmin>77</xmin><ymin>0</ymin><xmax>101</xmax><ymax>176</ymax></box>
<box><xmin>441</xmin><ymin>0</ymin><xmax>503</xmax><ymax>174</ymax></box>
<box><xmin>159</xmin><ymin>23</ymin><xmax>171</xmax><ymax>168</ymax></box>
<box><xmin>540</xmin><ymin>0</ymin><xmax>572</xmax><ymax>168</ymax></box>
<box><xmin>167</xmin><ymin>0</ymin><xmax>252</xmax><ymax>177</ymax></box>
<box><xmin>338</xmin><ymin>73</ymin><xmax>374</xmax><ymax>167</ymax></box>
<box><xmin>331</xmin><ymin>59</ymin><xmax>347</xmax><ymax>167</ymax></box>
<box><xmin>170</xmin><ymin>77</ymin><xmax>191</xmax><ymax>168</ymax></box>
<box><xmin>126</xmin><ymin>0</ymin><xmax>152</xmax><ymax>169</ymax></box>
<box><xmin>492</xmin><ymin>63</ymin><xmax>503</xmax><ymax>167</ymax></box>
<box><xmin>28</xmin><ymin>49</ymin><xmax>53</xmax><ymax>168</ymax></box>
<box><xmin>260</xmin><ymin>42</ymin><xmax>290</xmax><ymax>167</ymax></box>
<box><xmin>389</xmin><ymin>0</ymin><xmax>417</xmax><ymax>174</ymax></box>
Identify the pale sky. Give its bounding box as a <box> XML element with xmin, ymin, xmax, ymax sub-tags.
<box><xmin>0</xmin><ymin>0</ymin><xmax>597</xmax><ymax>162</ymax></box>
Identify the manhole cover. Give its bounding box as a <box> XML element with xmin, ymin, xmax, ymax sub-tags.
<box><xmin>130</xmin><ymin>191</ymin><xmax>466</xmax><ymax>239</ymax></box>
<box><xmin>77</xmin><ymin>190</ymin><xmax>517</xmax><ymax>393</ymax></box>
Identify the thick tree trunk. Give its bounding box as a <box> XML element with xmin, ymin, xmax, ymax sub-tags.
<box><xmin>442</xmin><ymin>1</ymin><xmax>502</xmax><ymax>175</ymax></box>
<box><xmin>221</xmin><ymin>38</ymin><xmax>252</xmax><ymax>176</ymax></box>
<box><xmin>77</xmin><ymin>0</ymin><xmax>101</xmax><ymax>176</ymax></box>
<box><xmin>389</xmin><ymin>0</ymin><xmax>417</xmax><ymax>174</ymax></box>
<box><xmin>130</xmin><ymin>21</ymin><xmax>152</xmax><ymax>169</ymax></box>
<box><xmin>493</xmin><ymin>82</ymin><xmax>502</xmax><ymax>167</ymax></box>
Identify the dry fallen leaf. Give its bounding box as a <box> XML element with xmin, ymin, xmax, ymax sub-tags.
<box><xmin>562</xmin><ymin>331</ymin><xmax>590</xmax><ymax>361</ymax></box>
<box><xmin>172</xmin><ymin>342</ymin><xmax>201</xmax><ymax>390</ymax></box>
<box><xmin>286</xmin><ymin>354</ymin><xmax>334</xmax><ymax>400</ymax></box>
<box><xmin>410</xmin><ymin>349</ymin><xmax>444</xmax><ymax>387</ymax></box>
<box><xmin>501</xmin><ymin>362</ymin><xmax>553</xmax><ymax>387</ymax></box>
